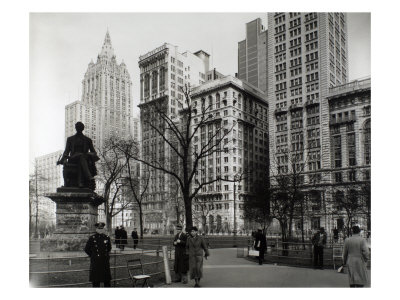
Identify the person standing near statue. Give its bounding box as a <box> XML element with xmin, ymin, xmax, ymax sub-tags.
<box><xmin>312</xmin><ymin>227</ymin><xmax>327</xmax><ymax>269</ymax></box>
<box><xmin>254</xmin><ymin>229</ymin><xmax>267</xmax><ymax>265</ymax></box>
<box><xmin>173</xmin><ymin>225</ymin><xmax>188</xmax><ymax>284</ymax></box>
<box><xmin>131</xmin><ymin>228</ymin><xmax>139</xmax><ymax>249</ymax></box>
<box><xmin>186</xmin><ymin>226</ymin><xmax>209</xmax><ymax>287</ymax></box>
<box><xmin>114</xmin><ymin>226</ymin><xmax>120</xmax><ymax>248</ymax></box>
<box><xmin>84</xmin><ymin>222</ymin><xmax>112</xmax><ymax>287</ymax></box>
<box><xmin>119</xmin><ymin>226</ymin><xmax>128</xmax><ymax>251</ymax></box>
<box><xmin>59</xmin><ymin>121</ymin><xmax>99</xmax><ymax>188</ymax></box>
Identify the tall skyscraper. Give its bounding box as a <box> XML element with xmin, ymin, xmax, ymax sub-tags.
<box><xmin>267</xmin><ymin>12</ymin><xmax>348</xmax><ymax>179</ymax></box>
<box><xmin>138</xmin><ymin>43</ymin><xmax>211</xmax><ymax>232</ymax></box>
<box><xmin>65</xmin><ymin>30</ymin><xmax>137</xmax><ymax>150</ymax></box>
<box><xmin>267</xmin><ymin>13</ymin><xmax>355</xmax><ymax>232</ymax></box>
<box><xmin>238</xmin><ymin>18</ymin><xmax>268</xmax><ymax>92</ymax></box>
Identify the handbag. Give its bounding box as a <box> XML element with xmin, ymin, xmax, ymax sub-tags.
<box><xmin>249</xmin><ymin>249</ymin><xmax>260</xmax><ymax>256</ymax></box>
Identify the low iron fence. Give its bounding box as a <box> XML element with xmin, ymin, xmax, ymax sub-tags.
<box><xmin>29</xmin><ymin>241</ymin><xmax>174</xmax><ymax>288</ymax></box>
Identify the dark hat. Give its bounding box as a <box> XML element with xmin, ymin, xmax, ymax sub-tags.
<box><xmin>190</xmin><ymin>226</ymin><xmax>198</xmax><ymax>232</ymax></box>
<box><xmin>95</xmin><ymin>222</ymin><xmax>105</xmax><ymax>229</ymax></box>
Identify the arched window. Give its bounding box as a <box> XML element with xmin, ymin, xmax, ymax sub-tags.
<box><xmin>363</xmin><ymin>119</ymin><xmax>371</xmax><ymax>165</ymax></box>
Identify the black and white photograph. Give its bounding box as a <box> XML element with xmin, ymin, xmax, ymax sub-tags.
<box><xmin>5</xmin><ymin>0</ymin><xmax>398</xmax><ymax>295</ymax></box>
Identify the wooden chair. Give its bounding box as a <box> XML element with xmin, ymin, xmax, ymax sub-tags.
<box><xmin>126</xmin><ymin>258</ymin><xmax>151</xmax><ymax>287</ymax></box>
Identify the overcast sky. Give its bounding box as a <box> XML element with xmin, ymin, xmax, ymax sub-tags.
<box><xmin>29</xmin><ymin>13</ymin><xmax>370</xmax><ymax>167</ymax></box>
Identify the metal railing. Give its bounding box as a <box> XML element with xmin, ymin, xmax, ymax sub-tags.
<box><xmin>29</xmin><ymin>241</ymin><xmax>174</xmax><ymax>288</ymax></box>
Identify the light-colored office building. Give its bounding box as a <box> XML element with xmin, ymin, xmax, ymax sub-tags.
<box><xmin>138</xmin><ymin>43</ymin><xmax>211</xmax><ymax>233</ymax></box>
<box><xmin>190</xmin><ymin>75</ymin><xmax>269</xmax><ymax>234</ymax></box>
<box><xmin>266</xmin><ymin>13</ymin><xmax>370</xmax><ymax>234</ymax></box>
<box><xmin>33</xmin><ymin>150</ymin><xmax>64</xmax><ymax>225</ymax></box>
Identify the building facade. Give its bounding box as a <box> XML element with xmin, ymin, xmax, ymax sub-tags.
<box><xmin>190</xmin><ymin>75</ymin><xmax>269</xmax><ymax>234</ymax></box>
<box><xmin>238</xmin><ymin>18</ymin><xmax>268</xmax><ymax>93</ymax></box>
<box><xmin>33</xmin><ymin>150</ymin><xmax>64</xmax><ymax>226</ymax></box>
<box><xmin>266</xmin><ymin>12</ymin><xmax>369</xmax><ymax>235</ymax></box>
<box><xmin>138</xmin><ymin>43</ymin><xmax>211</xmax><ymax>233</ymax></box>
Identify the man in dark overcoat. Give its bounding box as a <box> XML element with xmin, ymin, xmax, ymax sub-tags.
<box><xmin>119</xmin><ymin>226</ymin><xmax>128</xmax><ymax>251</ymax></box>
<box><xmin>131</xmin><ymin>228</ymin><xmax>139</xmax><ymax>249</ymax></box>
<box><xmin>114</xmin><ymin>226</ymin><xmax>120</xmax><ymax>248</ymax></box>
<box><xmin>254</xmin><ymin>229</ymin><xmax>267</xmax><ymax>265</ymax></box>
<box><xmin>84</xmin><ymin>222</ymin><xmax>112</xmax><ymax>287</ymax></box>
<box><xmin>312</xmin><ymin>227</ymin><xmax>327</xmax><ymax>269</ymax></box>
<box><xmin>173</xmin><ymin>225</ymin><xmax>189</xmax><ymax>283</ymax></box>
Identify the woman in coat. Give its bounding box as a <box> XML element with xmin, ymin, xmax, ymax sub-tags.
<box><xmin>186</xmin><ymin>226</ymin><xmax>210</xmax><ymax>287</ymax></box>
<box><xmin>342</xmin><ymin>225</ymin><xmax>370</xmax><ymax>287</ymax></box>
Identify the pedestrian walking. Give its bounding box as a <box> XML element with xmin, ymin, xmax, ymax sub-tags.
<box><xmin>186</xmin><ymin>226</ymin><xmax>210</xmax><ymax>287</ymax></box>
<box><xmin>119</xmin><ymin>226</ymin><xmax>128</xmax><ymax>251</ymax></box>
<box><xmin>115</xmin><ymin>226</ymin><xmax>120</xmax><ymax>248</ymax></box>
<box><xmin>131</xmin><ymin>228</ymin><xmax>139</xmax><ymax>249</ymax></box>
<box><xmin>311</xmin><ymin>227</ymin><xmax>327</xmax><ymax>269</ymax></box>
<box><xmin>173</xmin><ymin>225</ymin><xmax>189</xmax><ymax>283</ymax></box>
<box><xmin>254</xmin><ymin>229</ymin><xmax>267</xmax><ymax>265</ymax></box>
<box><xmin>333</xmin><ymin>227</ymin><xmax>339</xmax><ymax>243</ymax></box>
<box><xmin>84</xmin><ymin>222</ymin><xmax>112</xmax><ymax>287</ymax></box>
<box><xmin>343</xmin><ymin>225</ymin><xmax>370</xmax><ymax>287</ymax></box>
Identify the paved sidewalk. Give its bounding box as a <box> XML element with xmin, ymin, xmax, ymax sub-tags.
<box><xmin>160</xmin><ymin>248</ymin><xmax>370</xmax><ymax>288</ymax></box>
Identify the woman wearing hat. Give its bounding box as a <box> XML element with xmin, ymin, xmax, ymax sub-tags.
<box><xmin>186</xmin><ymin>226</ymin><xmax>210</xmax><ymax>287</ymax></box>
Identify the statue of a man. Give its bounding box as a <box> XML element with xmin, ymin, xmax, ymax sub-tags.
<box><xmin>59</xmin><ymin>122</ymin><xmax>99</xmax><ymax>188</ymax></box>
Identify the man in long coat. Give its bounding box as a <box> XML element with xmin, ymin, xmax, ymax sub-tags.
<box><xmin>312</xmin><ymin>227</ymin><xmax>327</xmax><ymax>269</ymax></box>
<box><xmin>114</xmin><ymin>226</ymin><xmax>120</xmax><ymax>248</ymax></box>
<box><xmin>84</xmin><ymin>222</ymin><xmax>112</xmax><ymax>287</ymax></box>
<box><xmin>343</xmin><ymin>225</ymin><xmax>370</xmax><ymax>287</ymax></box>
<box><xmin>131</xmin><ymin>228</ymin><xmax>139</xmax><ymax>249</ymax></box>
<box><xmin>119</xmin><ymin>226</ymin><xmax>128</xmax><ymax>251</ymax></box>
<box><xmin>254</xmin><ymin>229</ymin><xmax>267</xmax><ymax>265</ymax></box>
<box><xmin>173</xmin><ymin>225</ymin><xmax>189</xmax><ymax>283</ymax></box>
<box><xmin>186</xmin><ymin>226</ymin><xmax>210</xmax><ymax>287</ymax></box>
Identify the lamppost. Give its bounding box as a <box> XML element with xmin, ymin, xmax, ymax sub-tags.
<box><xmin>233</xmin><ymin>173</ymin><xmax>241</xmax><ymax>247</ymax></box>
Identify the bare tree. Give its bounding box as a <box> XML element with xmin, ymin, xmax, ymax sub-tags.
<box><xmin>242</xmin><ymin>179</ymin><xmax>272</xmax><ymax>233</ymax></box>
<box><xmin>118</xmin><ymin>138</ymin><xmax>151</xmax><ymax>239</ymax></box>
<box><xmin>96</xmin><ymin>137</ymin><xmax>129</xmax><ymax>233</ymax></box>
<box><xmin>329</xmin><ymin>183</ymin><xmax>367</xmax><ymax>237</ymax></box>
<box><xmin>29</xmin><ymin>163</ymin><xmax>48</xmax><ymax>238</ymax></box>
<box><xmin>129</xmin><ymin>84</ymin><xmax>235</xmax><ymax>228</ymax></box>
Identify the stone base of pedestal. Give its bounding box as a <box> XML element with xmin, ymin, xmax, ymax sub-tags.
<box><xmin>40</xmin><ymin>234</ymin><xmax>91</xmax><ymax>252</ymax></box>
<box><xmin>44</xmin><ymin>189</ymin><xmax>104</xmax><ymax>252</ymax></box>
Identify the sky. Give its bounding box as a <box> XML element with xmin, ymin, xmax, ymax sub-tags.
<box><xmin>29</xmin><ymin>12</ymin><xmax>371</xmax><ymax>168</ymax></box>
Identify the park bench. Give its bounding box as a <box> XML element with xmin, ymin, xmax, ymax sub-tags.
<box><xmin>126</xmin><ymin>258</ymin><xmax>151</xmax><ymax>287</ymax></box>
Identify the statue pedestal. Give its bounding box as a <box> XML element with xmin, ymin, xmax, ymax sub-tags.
<box><xmin>42</xmin><ymin>188</ymin><xmax>104</xmax><ymax>251</ymax></box>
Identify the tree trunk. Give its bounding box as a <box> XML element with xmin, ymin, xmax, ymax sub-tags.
<box><xmin>184</xmin><ymin>196</ymin><xmax>193</xmax><ymax>229</ymax></box>
<box><xmin>279</xmin><ymin>219</ymin><xmax>289</xmax><ymax>256</ymax></box>
<box><xmin>300</xmin><ymin>199</ymin><xmax>305</xmax><ymax>249</ymax></box>
<box><xmin>139</xmin><ymin>205</ymin><xmax>144</xmax><ymax>239</ymax></box>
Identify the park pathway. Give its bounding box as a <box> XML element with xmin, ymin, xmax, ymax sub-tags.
<box><xmin>160</xmin><ymin>248</ymin><xmax>370</xmax><ymax>288</ymax></box>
